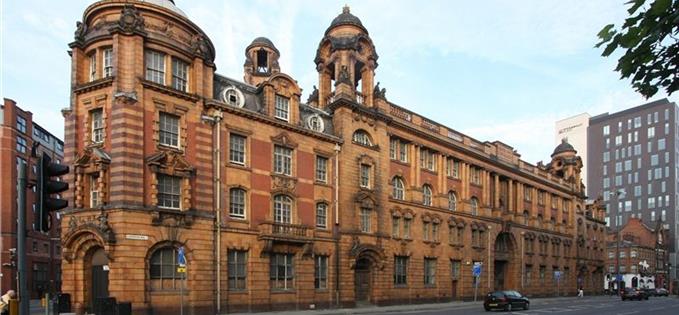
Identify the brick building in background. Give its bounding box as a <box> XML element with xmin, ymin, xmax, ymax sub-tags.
<box><xmin>1</xmin><ymin>98</ymin><xmax>64</xmax><ymax>298</ymax></box>
<box><xmin>60</xmin><ymin>1</ymin><xmax>605</xmax><ymax>314</ymax></box>
<box><xmin>604</xmin><ymin>218</ymin><xmax>670</xmax><ymax>292</ymax></box>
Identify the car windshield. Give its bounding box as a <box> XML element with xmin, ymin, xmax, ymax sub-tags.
<box><xmin>490</xmin><ymin>292</ymin><xmax>504</xmax><ymax>298</ymax></box>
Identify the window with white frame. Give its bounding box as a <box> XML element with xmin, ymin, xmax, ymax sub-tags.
<box><xmin>228</xmin><ymin>250</ymin><xmax>247</xmax><ymax>290</ymax></box>
<box><xmin>316</xmin><ymin>203</ymin><xmax>327</xmax><ymax>228</ymax></box>
<box><xmin>90</xmin><ymin>174</ymin><xmax>99</xmax><ymax>208</ymax></box>
<box><xmin>470</xmin><ymin>167</ymin><xmax>481</xmax><ymax>185</ymax></box>
<box><xmin>424</xmin><ymin>258</ymin><xmax>436</xmax><ymax>285</ymax></box>
<box><xmin>270</xmin><ymin>253</ymin><xmax>294</xmax><ymax>290</ymax></box>
<box><xmin>352</xmin><ymin>130</ymin><xmax>372</xmax><ymax>146</ymax></box>
<box><xmin>89</xmin><ymin>52</ymin><xmax>97</xmax><ymax>81</ymax></box>
<box><xmin>159</xmin><ymin>113</ymin><xmax>180</xmax><ymax>148</ymax></box>
<box><xmin>91</xmin><ymin>108</ymin><xmax>104</xmax><ymax>143</ymax></box>
<box><xmin>420</xmin><ymin>148</ymin><xmax>436</xmax><ymax>171</ymax></box>
<box><xmin>360</xmin><ymin>207</ymin><xmax>371</xmax><ymax>232</ymax></box>
<box><xmin>470</xmin><ymin>197</ymin><xmax>479</xmax><ymax>215</ymax></box>
<box><xmin>392</xmin><ymin>177</ymin><xmax>405</xmax><ymax>200</ymax></box>
<box><xmin>229</xmin><ymin>134</ymin><xmax>246</xmax><ymax>165</ymax></box>
<box><xmin>172</xmin><ymin>57</ymin><xmax>189</xmax><ymax>92</ymax></box>
<box><xmin>314</xmin><ymin>255</ymin><xmax>328</xmax><ymax>289</ymax></box>
<box><xmin>229</xmin><ymin>188</ymin><xmax>246</xmax><ymax>219</ymax></box>
<box><xmin>394</xmin><ymin>256</ymin><xmax>408</xmax><ymax>285</ymax></box>
<box><xmin>274</xmin><ymin>95</ymin><xmax>290</xmax><ymax>121</ymax></box>
<box><xmin>157</xmin><ymin>174</ymin><xmax>181</xmax><ymax>209</ymax></box>
<box><xmin>446</xmin><ymin>157</ymin><xmax>460</xmax><ymax>178</ymax></box>
<box><xmin>448</xmin><ymin>191</ymin><xmax>457</xmax><ymax>211</ymax></box>
<box><xmin>422</xmin><ymin>184</ymin><xmax>433</xmax><ymax>206</ymax></box>
<box><xmin>360</xmin><ymin>164</ymin><xmax>371</xmax><ymax>188</ymax></box>
<box><xmin>103</xmin><ymin>48</ymin><xmax>113</xmax><ymax>78</ymax></box>
<box><xmin>145</xmin><ymin>50</ymin><xmax>165</xmax><ymax>84</ymax></box>
<box><xmin>390</xmin><ymin>137</ymin><xmax>408</xmax><ymax>162</ymax></box>
<box><xmin>316</xmin><ymin>156</ymin><xmax>328</xmax><ymax>183</ymax></box>
<box><xmin>273</xmin><ymin>195</ymin><xmax>292</xmax><ymax>224</ymax></box>
<box><xmin>273</xmin><ymin>145</ymin><xmax>292</xmax><ymax>176</ymax></box>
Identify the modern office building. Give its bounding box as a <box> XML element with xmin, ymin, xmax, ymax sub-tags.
<box><xmin>1</xmin><ymin>98</ymin><xmax>64</xmax><ymax>298</ymax></box>
<box><xmin>555</xmin><ymin>113</ymin><xmax>590</xmax><ymax>195</ymax></box>
<box><xmin>60</xmin><ymin>1</ymin><xmax>604</xmax><ymax>314</ymax></box>
<box><xmin>587</xmin><ymin>98</ymin><xmax>679</xmax><ymax>284</ymax></box>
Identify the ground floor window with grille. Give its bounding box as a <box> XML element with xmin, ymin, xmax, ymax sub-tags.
<box><xmin>228</xmin><ymin>250</ymin><xmax>247</xmax><ymax>290</ymax></box>
<box><xmin>424</xmin><ymin>258</ymin><xmax>436</xmax><ymax>286</ymax></box>
<box><xmin>314</xmin><ymin>255</ymin><xmax>328</xmax><ymax>289</ymax></box>
<box><xmin>270</xmin><ymin>253</ymin><xmax>294</xmax><ymax>290</ymax></box>
<box><xmin>394</xmin><ymin>256</ymin><xmax>408</xmax><ymax>286</ymax></box>
<box><xmin>150</xmin><ymin>247</ymin><xmax>180</xmax><ymax>290</ymax></box>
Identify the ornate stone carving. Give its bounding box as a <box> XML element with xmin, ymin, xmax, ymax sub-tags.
<box><xmin>307</xmin><ymin>85</ymin><xmax>319</xmax><ymax>103</ymax></box>
<box><xmin>74</xmin><ymin>21</ymin><xmax>87</xmax><ymax>43</ymax></box>
<box><xmin>117</xmin><ymin>5</ymin><xmax>145</xmax><ymax>34</ymax></box>
<box><xmin>191</xmin><ymin>34</ymin><xmax>215</xmax><ymax>63</ymax></box>
<box><xmin>336</xmin><ymin>65</ymin><xmax>352</xmax><ymax>86</ymax></box>
<box><xmin>272</xmin><ymin>175</ymin><xmax>297</xmax><ymax>192</ymax></box>
<box><xmin>374</xmin><ymin>81</ymin><xmax>387</xmax><ymax>100</ymax></box>
<box><xmin>151</xmin><ymin>210</ymin><xmax>194</xmax><ymax>228</ymax></box>
<box><xmin>66</xmin><ymin>212</ymin><xmax>115</xmax><ymax>243</ymax></box>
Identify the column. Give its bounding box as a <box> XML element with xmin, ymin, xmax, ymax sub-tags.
<box><xmin>494</xmin><ymin>174</ymin><xmax>500</xmax><ymax>209</ymax></box>
<box><xmin>508</xmin><ymin>179</ymin><xmax>514</xmax><ymax>213</ymax></box>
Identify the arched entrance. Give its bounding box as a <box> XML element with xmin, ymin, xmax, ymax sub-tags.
<box><xmin>87</xmin><ymin>248</ymin><xmax>109</xmax><ymax>310</ymax></box>
<box><xmin>493</xmin><ymin>232</ymin><xmax>517</xmax><ymax>290</ymax></box>
<box><xmin>354</xmin><ymin>258</ymin><xmax>372</xmax><ymax>304</ymax></box>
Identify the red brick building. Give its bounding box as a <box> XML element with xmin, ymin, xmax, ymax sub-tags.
<box><xmin>60</xmin><ymin>1</ymin><xmax>605</xmax><ymax>314</ymax></box>
<box><xmin>1</xmin><ymin>98</ymin><xmax>64</xmax><ymax>299</ymax></box>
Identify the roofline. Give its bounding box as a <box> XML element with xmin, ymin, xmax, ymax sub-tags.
<box><xmin>34</xmin><ymin>123</ymin><xmax>64</xmax><ymax>145</ymax></box>
<box><xmin>589</xmin><ymin>98</ymin><xmax>676</xmax><ymax>125</ymax></box>
<box><xmin>556</xmin><ymin>112</ymin><xmax>590</xmax><ymax>124</ymax></box>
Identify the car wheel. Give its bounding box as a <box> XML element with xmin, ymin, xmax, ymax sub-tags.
<box><xmin>621</xmin><ymin>297</ymin><xmax>625</xmax><ymax>301</ymax></box>
<box><xmin>484</xmin><ymin>306</ymin><xmax>491</xmax><ymax>312</ymax></box>
<box><xmin>505</xmin><ymin>303</ymin><xmax>512</xmax><ymax>312</ymax></box>
<box><xmin>645</xmin><ymin>296</ymin><xmax>649</xmax><ymax>300</ymax></box>
<box><xmin>524</xmin><ymin>302</ymin><xmax>529</xmax><ymax>310</ymax></box>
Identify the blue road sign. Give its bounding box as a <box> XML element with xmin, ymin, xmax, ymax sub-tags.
<box><xmin>616</xmin><ymin>274</ymin><xmax>623</xmax><ymax>281</ymax></box>
<box><xmin>473</xmin><ymin>263</ymin><xmax>482</xmax><ymax>277</ymax></box>
<box><xmin>178</xmin><ymin>246</ymin><xmax>187</xmax><ymax>267</ymax></box>
<box><xmin>554</xmin><ymin>271</ymin><xmax>561</xmax><ymax>280</ymax></box>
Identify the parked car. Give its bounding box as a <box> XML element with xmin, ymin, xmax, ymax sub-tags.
<box><xmin>654</xmin><ymin>288</ymin><xmax>669</xmax><ymax>297</ymax></box>
<box><xmin>621</xmin><ymin>287</ymin><xmax>649</xmax><ymax>301</ymax></box>
<box><xmin>484</xmin><ymin>290</ymin><xmax>530</xmax><ymax>311</ymax></box>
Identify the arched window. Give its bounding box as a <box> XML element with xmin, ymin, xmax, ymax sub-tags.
<box><xmin>352</xmin><ymin>130</ymin><xmax>372</xmax><ymax>146</ymax></box>
<box><xmin>422</xmin><ymin>185</ymin><xmax>432</xmax><ymax>206</ymax></box>
<box><xmin>316</xmin><ymin>203</ymin><xmax>327</xmax><ymax>229</ymax></box>
<box><xmin>470</xmin><ymin>197</ymin><xmax>479</xmax><ymax>216</ymax></box>
<box><xmin>273</xmin><ymin>195</ymin><xmax>292</xmax><ymax>224</ymax></box>
<box><xmin>392</xmin><ymin>177</ymin><xmax>405</xmax><ymax>200</ymax></box>
<box><xmin>448</xmin><ymin>191</ymin><xmax>457</xmax><ymax>211</ymax></box>
<box><xmin>150</xmin><ymin>247</ymin><xmax>180</xmax><ymax>290</ymax></box>
<box><xmin>229</xmin><ymin>188</ymin><xmax>246</xmax><ymax>219</ymax></box>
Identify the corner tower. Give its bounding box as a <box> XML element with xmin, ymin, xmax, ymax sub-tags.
<box><xmin>315</xmin><ymin>6</ymin><xmax>378</xmax><ymax>107</ymax></box>
<box><xmin>244</xmin><ymin>36</ymin><xmax>281</xmax><ymax>86</ymax></box>
<box><xmin>548</xmin><ymin>138</ymin><xmax>584</xmax><ymax>193</ymax></box>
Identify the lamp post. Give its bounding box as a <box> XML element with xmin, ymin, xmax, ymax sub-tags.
<box><xmin>521</xmin><ymin>231</ymin><xmax>525</xmax><ymax>289</ymax></box>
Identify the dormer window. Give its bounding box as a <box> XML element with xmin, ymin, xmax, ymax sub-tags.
<box><xmin>307</xmin><ymin>114</ymin><xmax>325</xmax><ymax>132</ymax></box>
<box><xmin>257</xmin><ymin>49</ymin><xmax>268</xmax><ymax>73</ymax></box>
<box><xmin>222</xmin><ymin>86</ymin><xmax>244</xmax><ymax>107</ymax></box>
<box><xmin>274</xmin><ymin>95</ymin><xmax>290</xmax><ymax>121</ymax></box>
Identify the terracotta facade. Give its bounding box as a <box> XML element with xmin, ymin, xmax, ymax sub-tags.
<box><xmin>60</xmin><ymin>1</ymin><xmax>605</xmax><ymax>314</ymax></box>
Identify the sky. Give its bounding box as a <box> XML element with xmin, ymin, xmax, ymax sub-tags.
<box><xmin>1</xmin><ymin>0</ymin><xmax>675</xmax><ymax>164</ymax></box>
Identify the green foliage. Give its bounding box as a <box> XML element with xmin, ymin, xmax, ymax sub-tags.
<box><xmin>596</xmin><ymin>0</ymin><xmax>679</xmax><ymax>98</ymax></box>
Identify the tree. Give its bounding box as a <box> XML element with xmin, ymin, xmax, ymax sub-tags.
<box><xmin>596</xmin><ymin>0</ymin><xmax>679</xmax><ymax>98</ymax></box>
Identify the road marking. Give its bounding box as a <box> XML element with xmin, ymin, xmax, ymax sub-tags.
<box><xmin>648</xmin><ymin>307</ymin><xmax>665</xmax><ymax>311</ymax></box>
<box><xmin>616</xmin><ymin>311</ymin><xmax>639</xmax><ymax>315</ymax></box>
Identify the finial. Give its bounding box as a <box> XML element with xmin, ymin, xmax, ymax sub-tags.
<box><xmin>343</xmin><ymin>5</ymin><xmax>350</xmax><ymax>14</ymax></box>
<box><xmin>561</xmin><ymin>137</ymin><xmax>568</xmax><ymax>144</ymax></box>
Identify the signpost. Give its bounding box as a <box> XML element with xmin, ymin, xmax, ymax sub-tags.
<box><xmin>178</xmin><ymin>246</ymin><xmax>187</xmax><ymax>315</ymax></box>
<box><xmin>473</xmin><ymin>262</ymin><xmax>482</xmax><ymax>302</ymax></box>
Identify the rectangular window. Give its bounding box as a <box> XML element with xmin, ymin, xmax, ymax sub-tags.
<box><xmin>446</xmin><ymin>157</ymin><xmax>460</xmax><ymax>178</ymax></box>
<box><xmin>16</xmin><ymin>136</ymin><xmax>27</xmax><ymax>154</ymax></box>
<box><xmin>360</xmin><ymin>164</ymin><xmax>371</xmax><ymax>188</ymax></box>
<box><xmin>157</xmin><ymin>174</ymin><xmax>181</xmax><ymax>209</ymax></box>
<box><xmin>91</xmin><ymin>109</ymin><xmax>104</xmax><ymax>143</ymax></box>
<box><xmin>314</xmin><ymin>256</ymin><xmax>328</xmax><ymax>289</ymax></box>
<box><xmin>403</xmin><ymin>218</ymin><xmax>411</xmax><ymax>239</ymax></box>
<box><xmin>145</xmin><ymin>50</ymin><xmax>165</xmax><ymax>84</ymax></box>
<box><xmin>603</xmin><ymin>125</ymin><xmax>610</xmax><ymax>135</ymax></box>
<box><xmin>270</xmin><ymin>253</ymin><xmax>294</xmax><ymax>290</ymax></box>
<box><xmin>274</xmin><ymin>95</ymin><xmax>290</xmax><ymax>121</ymax></box>
<box><xmin>648</xmin><ymin>126</ymin><xmax>656</xmax><ymax>138</ymax></box>
<box><xmin>392</xmin><ymin>217</ymin><xmax>400</xmax><ymax>237</ymax></box>
<box><xmin>658</xmin><ymin>138</ymin><xmax>666</xmax><ymax>150</ymax></box>
<box><xmin>390</xmin><ymin>138</ymin><xmax>408</xmax><ymax>162</ymax></box>
<box><xmin>159</xmin><ymin>113</ymin><xmax>180</xmax><ymax>148</ymax></box>
<box><xmin>394</xmin><ymin>256</ymin><xmax>408</xmax><ymax>285</ymax></box>
<box><xmin>316</xmin><ymin>156</ymin><xmax>328</xmax><ymax>183</ymax></box>
<box><xmin>424</xmin><ymin>258</ymin><xmax>436</xmax><ymax>286</ymax></box>
<box><xmin>228</xmin><ymin>250</ymin><xmax>247</xmax><ymax>290</ymax></box>
<box><xmin>229</xmin><ymin>189</ymin><xmax>246</xmax><ymax>219</ymax></box>
<box><xmin>316</xmin><ymin>203</ymin><xmax>327</xmax><ymax>228</ymax></box>
<box><xmin>603</xmin><ymin>152</ymin><xmax>610</xmax><ymax>162</ymax></box>
<box><xmin>171</xmin><ymin>57</ymin><xmax>189</xmax><ymax>92</ymax></box>
<box><xmin>229</xmin><ymin>134</ymin><xmax>246</xmax><ymax>165</ymax></box>
<box><xmin>451</xmin><ymin>260</ymin><xmax>461</xmax><ymax>279</ymax></box>
<box><xmin>539</xmin><ymin>265</ymin><xmax>546</xmax><ymax>284</ymax></box>
<box><xmin>89</xmin><ymin>52</ymin><xmax>97</xmax><ymax>81</ymax></box>
<box><xmin>273</xmin><ymin>145</ymin><xmax>292</xmax><ymax>175</ymax></box>
<box><xmin>470</xmin><ymin>167</ymin><xmax>481</xmax><ymax>185</ymax></box>
<box><xmin>634</xmin><ymin>117</ymin><xmax>641</xmax><ymax>128</ymax></box>
<box><xmin>103</xmin><ymin>48</ymin><xmax>113</xmax><ymax>78</ymax></box>
<box><xmin>420</xmin><ymin>148</ymin><xmax>436</xmax><ymax>171</ymax></box>
<box><xmin>524</xmin><ymin>187</ymin><xmax>532</xmax><ymax>201</ymax></box>
<box><xmin>16</xmin><ymin>116</ymin><xmax>26</xmax><ymax>133</ymax></box>
<box><xmin>90</xmin><ymin>175</ymin><xmax>99</xmax><ymax>208</ymax></box>
<box><xmin>360</xmin><ymin>207</ymin><xmax>371</xmax><ymax>233</ymax></box>
<box><xmin>525</xmin><ymin>265</ymin><xmax>532</xmax><ymax>285</ymax></box>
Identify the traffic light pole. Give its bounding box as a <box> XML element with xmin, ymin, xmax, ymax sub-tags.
<box><xmin>17</xmin><ymin>161</ymin><xmax>29</xmax><ymax>315</ymax></box>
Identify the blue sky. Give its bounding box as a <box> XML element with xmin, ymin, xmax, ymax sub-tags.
<box><xmin>1</xmin><ymin>0</ymin><xmax>674</xmax><ymax>163</ymax></box>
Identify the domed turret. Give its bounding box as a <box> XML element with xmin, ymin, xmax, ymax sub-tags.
<box><xmin>548</xmin><ymin>138</ymin><xmax>583</xmax><ymax>192</ymax></box>
<box><xmin>325</xmin><ymin>5</ymin><xmax>368</xmax><ymax>36</ymax></box>
<box><xmin>551</xmin><ymin>138</ymin><xmax>576</xmax><ymax>157</ymax></box>
<box><xmin>244</xmin><ymin>36</ymin><xmax>281</xmax><ymax>86</ymax></box>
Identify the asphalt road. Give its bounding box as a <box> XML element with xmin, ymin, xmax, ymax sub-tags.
<box><xmin>395</xmin><ymin>295</ymin><xmax>679</xmax><ymax>315</ymax></box>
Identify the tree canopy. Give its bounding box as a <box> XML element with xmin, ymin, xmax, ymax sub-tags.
<box><xmin>596</xmin><ymin>0</ymin><xmax>679</xmax><ymax>98</ymax></box>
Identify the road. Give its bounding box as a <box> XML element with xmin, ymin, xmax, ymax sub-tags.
<box><xmin>395</xmin><ymin>295</ymin><xmax>679</xmax><ymax>315</ymax></box>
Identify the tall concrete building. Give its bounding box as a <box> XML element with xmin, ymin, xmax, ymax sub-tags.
<box><xmin>555</xmin><ymin>113</ymin><xmax>590</xmax><ymax>195</ymax></box>
<box><xmin>587</xmin><ymin>98</ymin><xmax>679</xmax><ymax>282</ymax></box>
<box><xmin>1</xmin><ymin>98</ymin><xmax>64</xmax><ymax>298</ymax></box>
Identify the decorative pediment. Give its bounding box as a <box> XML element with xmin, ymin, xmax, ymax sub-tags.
<box><xmin>354</xmin><ymin>191</ymin><xmax>377</xmax><ymax>208</ymax></box>
<box><xmin>270</xmin><ymin>132</ymin><xmax>298</xmax><ymax>148</ymax></box>
<box><xmin>146</xmin><ymin>151</ymin><xmax>195</xmax><ymax>177</ymax></box>
<box><xmin>448</xmin><ymin>216</ymin><xmax>466</xmax><ymax>228</ymax></box>
<box><xmin>74</xmin><ymin>147</ymin><xmax>111</xmax><ymax>168</ymax></box>
<box><xmin>356</xmin><ymin>153</ymin><xmax>375</xmax><ymax>165</ymax></box>
<box><xmin>65</xmin><ymin>212</ymin><xmax>116</xmax><ymax>246</ymax></box>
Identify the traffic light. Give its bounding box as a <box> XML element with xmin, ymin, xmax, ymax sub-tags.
<box><xmin>37</xmin><ymin>154</ymin><xmax>69</xmax><ymax>232</ymax></box>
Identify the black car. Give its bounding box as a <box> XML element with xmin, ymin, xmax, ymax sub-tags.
<box><xmin>484</xmin><ymin>290</ymin><xmax>529</xmax><ymax>311</ymax></box>
<box><xmin>621</xmin><ymin>287</ymin><xmax>649</xmax><ymax>301</ymax></box>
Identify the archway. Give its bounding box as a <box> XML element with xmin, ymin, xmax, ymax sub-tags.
<box><xmin>87</xmin><ymin>247</ymin><xmax>109</xmax><ymax>311</ymax></box>
<box><xmin>493</xmin><ymin>232</ymin><xmax>517</xmax><ymax>290</ymax></box>
<box><xmin>354</xmin><ymin>258</ymin><xmax>372</xmax><ymax>304</ymax></box>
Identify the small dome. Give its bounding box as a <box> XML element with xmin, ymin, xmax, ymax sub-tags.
<box><xmin>247</xmin><ymin>37</ymin><xmax>280</xmax><ymax>55</ymax></box>
<box><xmin>552</xmin><ymin>138</ymin><xmax>576</xmax><ymax>157</ymax></box>
<box><xmin>325</xmin><ymin>5</ymin><xmax>368</xmax><ymax>35</ymax></box>
<box><xmin>138</xmin><ymin>0</ymin><xmax>187</xmax><ymax>18</ymax></box>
